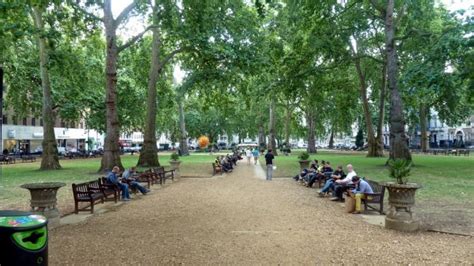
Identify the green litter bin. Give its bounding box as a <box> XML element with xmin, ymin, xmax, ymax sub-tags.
<box><xmin>0</xmin><ymin>210</ymin><xmax>48</xmax><ymax>266</ymax></box>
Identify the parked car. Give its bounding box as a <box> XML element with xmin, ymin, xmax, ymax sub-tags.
<box><xmin>57</xmin><ymin>147</ymin><xmax>66</xmax><ymax>156</ymax></box>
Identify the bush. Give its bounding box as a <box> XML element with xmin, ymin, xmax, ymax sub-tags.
<box><xmin>298</xmin><ymin>151</ymin><xmax>310</xmax><ymax>161</ymax></box>
<box><xmin>170</xmin><ymin>152</ymin><xmax>180</xmax><ymax>161</ymax></box>
<box><xmin>388</xmin><ymin>159</ymin><xmax>412</xmax><ymax>184</ymax></box>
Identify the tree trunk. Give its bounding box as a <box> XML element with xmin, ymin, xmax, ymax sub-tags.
<box><xmin>352</xmin><ymin>44</ymin><xmax>381</xmax><ymax>157</ymax></box>
<box><xmin>137</xmin><ymin>26</ymin><xmax>162</xmax><ymax>167</ymax></box>
<box><xmin>375</xmin><ymin>63</ymin><xmax>387</xmax><ymax>156</ymax></box>
<box><xmin>268</xmin><ymin>96</ymin><xmax>278</xmax><ymax>155</ymax></box>
<box><xmin>420</xmin><ymin>104</ymin><xmax>428</xmax><ymax>152</ymax></box>
<box><xmin>385</xmin><ymin>0</ymin><xmax>412</xmax><ymax>161</ymax></box>
<box><xmin>178</xmin><ymin>97</ymin><xmax>189</xmax><ymax>155</ymax></box>
<box><xmin>258</xmin><ymin>123</ymin><xmax>265</xmax><ymax>147</ymax></box>
<box><xmin>284</xmin><ymin>101</ymin><xmax>291</xmax><ymax>146</ymax></box>
<box><xmin>100</xmin><ymin>0</ymin><xmax>123</xmax><ymax>172</ymax></box>
<box><xmin>306</xmin><ymin>107</ymin><xmax>317</xmax><ymax>154</ymax></box>
<box><xmin>328</xmin><ymin>127</ymin><xmax>335</xmax><ymax>149</ymax></box>
<box><xmin>32</xmin><ymin>6</ymin><xmax>61</xmax><ymax>170</ymax></box>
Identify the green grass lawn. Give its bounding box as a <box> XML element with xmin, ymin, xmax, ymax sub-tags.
<box><xmin>263</xmin><ymin>150</ymin><xmax>474</xmax><ymax>204</ymax></box>
<box><xmin>0</xmin><ymin>153</ymin><xmax>218</xmax><ymax>210</ymax></box>
<box><xmin>1</xmin><ymin>151</ymin><xmax>473</xmax><ymax>210</ymax></box>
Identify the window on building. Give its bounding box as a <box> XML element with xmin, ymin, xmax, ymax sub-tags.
<box><xmin>13</xmin><ymin>116</ymin><xmax>18</xmax><ymax>125</ymax></box>
<box><xmin>40</xmin><ymin>119</ymin><xmax>43</xmax><ymax>126</ymax></box>
<box><xmin>31</xmin><ymin>118</ymin><xmax>36</xmax><ymax>126</ymax></box>
<box><xmin>2</xmin><ymin>115</ymin><xmax>7</xmax><ymax>124</ymax></box>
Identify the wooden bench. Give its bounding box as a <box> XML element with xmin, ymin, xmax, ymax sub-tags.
<box><xmin>142</xmin><ymin>170</ymin><xmax>162</xmax><ymax>185</ymax></box>
<box><xmin>21</xmin><ymin>155</ymin><xmax>36</xmax><ymax>163</ymax></box>
<box><xmin>362</xmin><ymin>179</ymin><xmax>385</xmax><ymax>214</ymax></box>
<box><xmin>0</xmin><ymin>155</ymin><xmax>15</xmax><ymax>164</ymax></box>
<box><xmin>133</xmin><ymin>172</ymin><xmax>153</xmax><ymax>188</ymax></box>
<box><xmin>72</xmin><ymin>179</ymin><xmax>105</xmax><ymax>214</ymax></box>
<box><xmin>99</xmin><ymin>177</ymin><xmax>121</xmax><ymax>201</ymax></box>
<box><xmin>154</xmin><ymin>167</ymin><xmax>175</xmax><ymax>184</ymax></box>
<box><xmin>212</xmin><ymin>163</ymin><xmax>222</xmax><ymax>175</ymax></box>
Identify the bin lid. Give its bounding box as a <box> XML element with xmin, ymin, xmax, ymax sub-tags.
<box><xmin>0</xmin><ymin>210</ymin><xmax>47</xmax><ymax>228</ymax></box>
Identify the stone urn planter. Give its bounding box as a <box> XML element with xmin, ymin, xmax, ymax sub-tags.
<box><xmin>383</xmin><ymin>182</ymin><xmax>422</xmax><ymax>232</ymax></box>
<box><xmin>383</xmin><ymin>159</ymin><xmax>421</xmax><ymax>232</ymax></box>
<box><xmin>170</xmin><ymin>152</ymin><xmax>181</xmax><ymax>177</ymax></box>
<box><xmin>20</xmin><ymin>182</ymin><xmax>66</xmax><ymax>228</ymax></box>
<box><xmin>298</xmin><ymin>160</ymin><xmax>310</xmax><ymax>172</ymax></box>
<box><xmin>298</xmin><ymin>151</ymin><xmax>310</xmax><ymax>172</ymax></box>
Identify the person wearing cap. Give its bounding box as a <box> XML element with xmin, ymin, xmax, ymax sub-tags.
<box><xmin>349</xmin><ymin>176</ymin><xmax>374</xmax><ymax>214</ymax></box>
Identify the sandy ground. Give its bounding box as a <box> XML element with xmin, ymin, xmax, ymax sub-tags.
<box><xmin>49</xmin><ymin>161</ymin><xmax>473</xmax><ymax>265</ymax></box>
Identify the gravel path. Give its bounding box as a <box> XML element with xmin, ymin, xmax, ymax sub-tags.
<box><xmin>49</xmin><ymin>162</ymin><xmax>473</xmax><ymax>265</ymax></box>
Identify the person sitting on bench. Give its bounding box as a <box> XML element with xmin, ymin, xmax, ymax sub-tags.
<box><xmin>348</xmin><ymin>176</ymin><xmax>373</xmax><ymax>214</ymax></box>
<box><xmin>122</xmin><ymin>167</ymin><xmax>150</xmax><ymax>195</ymax></box>
<box><xmin>330</xmin><ymin>164</ymin><xmax>357</xmax><ymax>202</ymax></box>
<box><xmin>318</xmin><ymin>165</ymin><xmax>345</xmax><ymax>196</ymax></box>
<box><xmin>296</xmin><ymin>160</ymin><xmax>319</xmax><ymax>184</ymax></box>
<box><xmin>220</xmin><ymin>156</ymin><xmax>233</xmax><ymax>172</ymax></box>
<box><xmin>307</xmin><ymin>161</ymin><xmax>334</xmax><ymax>188</ymax></box>
<box><xmin>107</xmin><ymin>166</ymin><xmax>131</xmax><ymax>201</ymax></box>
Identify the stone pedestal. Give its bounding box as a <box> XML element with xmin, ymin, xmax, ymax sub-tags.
<box><xmin>383</xmin><ymin>182</ymin><xmax>421</xmax><ymax>232</ymax></box>
<box><xmin>21</xmin><ymin>182</ymin><xmax>66</xmax><ymax>228</ymax></box>
<box><xmin>170</xmin><ymin>160</ymin><xmax>181</xmax><ymax>178</ymax></box>
<box><xmin>298</xmin><ymin>160</ymin><xmax>310</xmax><ymax>172</ymax></box>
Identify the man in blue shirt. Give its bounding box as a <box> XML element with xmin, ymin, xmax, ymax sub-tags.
<box><xmin>252</xmin><ymin>148</ymin><xmax>260</xmax><ymax>165</ymax></box>
<box><xmin>122</xmin><ymin>167</ymin><xmax>150</xmax><ymax>195</ymax></box>
<box><xmin>107</xmin><ymin>166</ymin><xmax>131</xmax><ymax>201</ymax></box>
<box><xmin>349</xmin><ymin>176</ymin><xmax>373</xmax><ymax>214</ymax></box>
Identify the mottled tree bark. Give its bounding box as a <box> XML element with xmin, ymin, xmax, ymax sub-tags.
<box><xmin>138</xmin><ymin>26</ymin><xmax>162</xmax><ymax>167</ymax></box>
<box><xmin>376</xmin><ymin>64</ymin><xmax>387</xmax><ymax>155</ymax></box>
<box><xmin>328</xmin><ymin>128</ymin><xmax>335</xmax><ymax>149</ymax></box>
<box><xmin>100</xmin><ymin>0</ymin><xmax>123</xmax><ymax>172</ymax></box>
<box><xmin>419</xmin><ymin>104</ymin><xmax>429</xmax><ymax>152</ymax></box>
<box><xmin>306</xmin><ymin>107</ymin><xmax>317</xmax><ymax>154</ymax></box>
<box><xmin>32</xmin><ymin>6</ymin><xmax>61</xmax><ymax>170</ymax></box>
<box><xmin>385</xmin><ymin>0</ymin><xmax>412</xmax><ymax>161</ymax></box>
<box><xmin>178</xmin><ymin>98</ymin><xmax>189</xmax><ymax>155</ymax></box>
<box><xmin>268</xmin><ymin>96</ymin><xmax>278</xmax><ymax>155</ymax></box>
<box><xmin>352</xmin><ymin>41</ymin><xmax>382</xmax><ymax>157</ymax></box>
<box><xmin>284</xmin><ymin>101</ymin><xmax>291</xmax><ymax>146</ymax></box>
<box><xmin>258</xmin><ymin>123</ymin><xmax>265</xmax><ymax>147</ymax></box>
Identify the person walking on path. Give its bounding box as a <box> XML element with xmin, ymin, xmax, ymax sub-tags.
<box><xmin>252</xmin><ymin>147</ymin><xmax>260</xmax><ymax>165</ymax></box>
<box><xmin>245</xmin><ymin>148</ymin><xmax>252</xmax><ymax>165</ymax></box>
<box><xmin>265</xmin><ymin>149</ymin><xmax>275</xmax><ymax>181</ymax></box>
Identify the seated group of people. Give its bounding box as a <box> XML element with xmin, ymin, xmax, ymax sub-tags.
<box><xmin>293</xmin><ymin>160</ymin><xmax>335</xmax><ymax>188</ymax></box>
<box><xmin>294</xmin><ymin>162</ymin><xmax>373</xmax><ymax>214</ymax></box>
<box><xmin>106</xmin><ymin>166</ymin><xmax>151</xmax><ymax>201</ymax></box>
<box><xmin>215</xmin><ymin>152</ymin><xmax>242</xmax><ymax>172</ymax></box>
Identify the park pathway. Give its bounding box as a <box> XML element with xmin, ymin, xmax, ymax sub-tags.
<box><xmin>49</xmin><ymin>161</ymin><xmax>473</xmax><ymax>265</ymax></box>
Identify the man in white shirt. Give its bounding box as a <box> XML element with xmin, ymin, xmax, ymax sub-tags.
<box><xmin>330</xmin><ymin>164</ymin><xmax>357</xmax><ymax>202</ymax></box>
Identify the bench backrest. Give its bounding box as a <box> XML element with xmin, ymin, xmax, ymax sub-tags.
<box><xmin>72</xmin><ymin>182</ymin><xmax>92</xmax><ymax>200</ymax></box>
<box><xmin>153</xmin><ymin>167</ymin><xmax>164</xmax><ymax>174</ymax></box>
<box><xmin>366</xmin><ymin>180</ymin><xmax>383</xmax><ymax>193</ymax></box>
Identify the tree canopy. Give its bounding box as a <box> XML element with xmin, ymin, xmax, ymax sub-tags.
<box><xmin>1</xmin><ymin>0</ymin><xmax>472</xmax><ymax>166</ymax></box>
